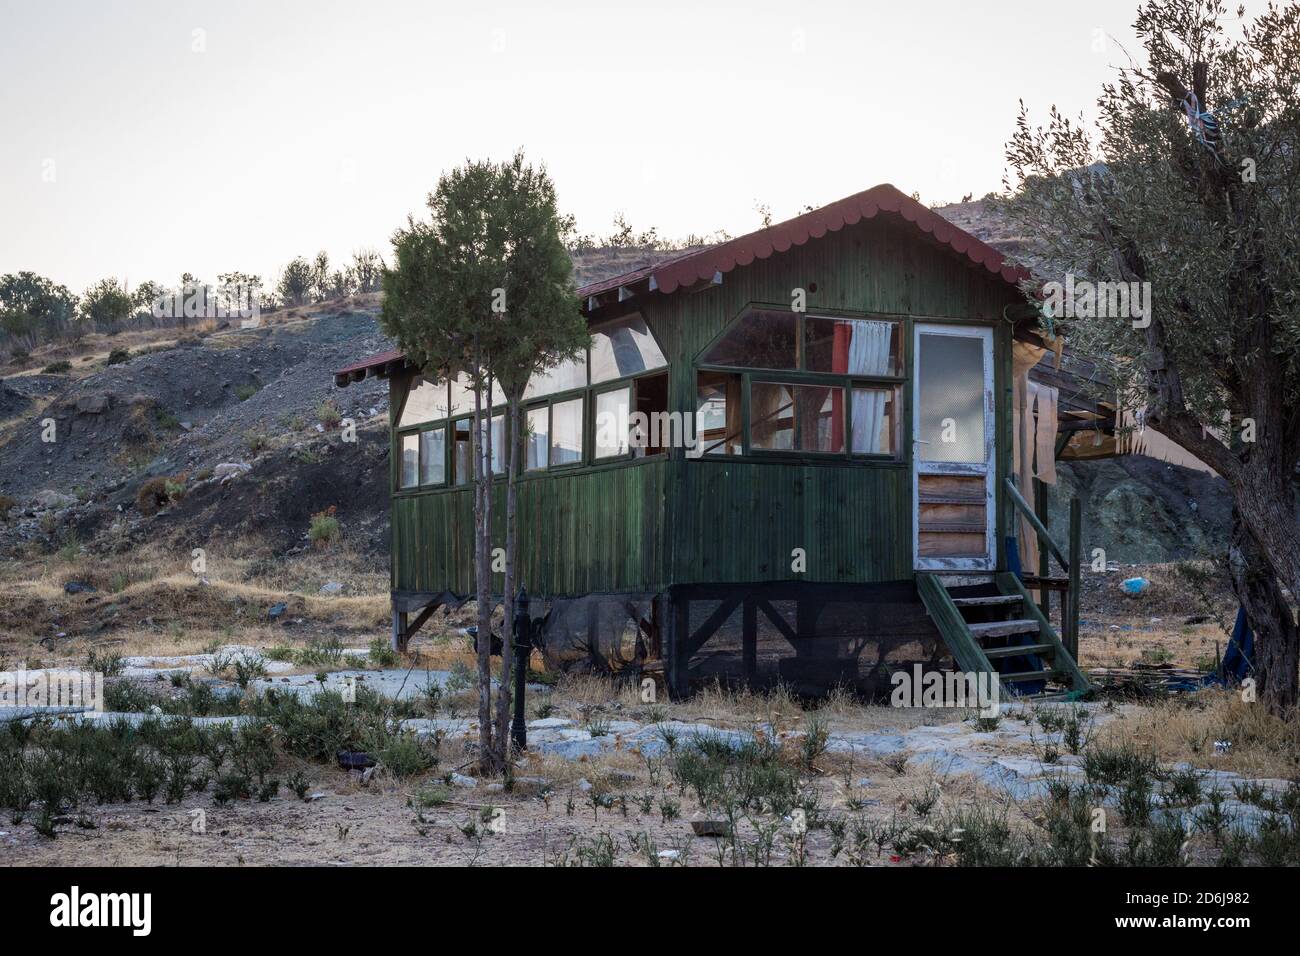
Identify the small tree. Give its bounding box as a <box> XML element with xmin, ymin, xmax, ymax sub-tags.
<box><xmin>80</xmin><ymin>278</ymin><xmax>133</xmax><ymax>335</ymax></box>
<box><xmin>1001</xmin><ymin>0</ymin><xmax>1300</xmax><ymax>711</ymax></box>
<box><xmin>277</xmin><ymin>257</ymin><xmax>313</xmax><ymax>307</ymax></box>
<box><xmin>382</xmin><ymin>151</ymin><xmax>586</xmax><ymax>772</ymax></box>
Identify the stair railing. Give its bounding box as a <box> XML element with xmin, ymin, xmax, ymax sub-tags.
<box><xmin>1003</xmin><ymin>477</ymin><xmax>1081</xmax><ymax>659</ymax></box>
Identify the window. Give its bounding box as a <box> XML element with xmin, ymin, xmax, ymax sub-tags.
<box><xmin>691</xmin><ymin>371</ymin><xmax>742</xmax><ymax>457</ymax></box>
<box><xmin>399</xmin><ymin>377</ymin><xmax>449</xmax><ymax>428</ymax></box>
<box><xmin>550</xmin><ymin>397</ymin><xmax>583</xmax><ymax>466</ymax></box>
<box><xmin>452</xmin><ymin>419</ymin><xmax>472</xmax><ymax>485</ymax></box>
<box><xmin>449</xmin><ymin>372</ymin><xmax>505</xmax><ymax>416</ymax></box>
<box><xmin>525</xmin><ymin>352</ymin><xmax>587</xmax><ymax>399</ymax></box>
<box><xmin>918</xmin><ymin>332</ymin><xmax>984</xmax><ymax>462</ymax></box>
<box><xmin>420</xmin><ymin>426</ymin><xmax>446</xmax><ymax>485</ymax></box>
<box><xmin>590</xmin><ymin>313</ymin><xmax>667</xmax><ymax>384</ymax></box>
<box><xmin>594</xmin><ymin>387</ymin><xmax>631</xmax><ymax>459</ymax></box>
<box><xmin>525</xmin><ymin>406</ymin><xmax>549</xmax><ymax>471</ymax></box>
<box><xmin>484</xmin><ymin>414</ymin><xmax>506</xmax><ymax>475</ymax></box>
<box><xmin>805</xmin><ymin>316</ymin><xmax>901</xmax><ymax>376</ymax></box>
<box><xmin>400</xmin><ymin>434</ymin><xmax>419</xmax><ymax>488</ymax></box>
<box><xmin>632</xmin><ymin>371</ymin><xmax>669</xmax><ymax>456</ymax></box>
<box><xmin>701</xmin><ymin>309</ymin><xmax>797</xmax><ymax>369</ymax></box>
<box><xmin>751</xmin><ymin>382</ymin><xmax>844</xmax><ymax>453</ymax></box>
<box><xmin>850</xmin><ymin>386</ymin><xmax>899</xmax><ymax>455</ymax></box>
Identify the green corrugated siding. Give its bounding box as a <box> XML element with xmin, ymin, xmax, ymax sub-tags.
<box><xmin>393</xmin><ymin>459</ymin><xmax>670</xmax><ymax>597</ymax></box>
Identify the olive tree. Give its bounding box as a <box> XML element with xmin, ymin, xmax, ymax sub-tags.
<box><xmin>1001</xmin><ymin>0</ymin><xmax>1300</xmax><ymax>711</ymax></box>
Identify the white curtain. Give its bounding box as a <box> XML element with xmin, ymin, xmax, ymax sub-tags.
<box><xmin>849</xmin><ymin>321</ymin><xmax>892</xmax><ymax>452</ymax></box>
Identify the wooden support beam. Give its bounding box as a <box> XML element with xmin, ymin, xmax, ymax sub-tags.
<box><xmin>1004</xmin><ymin>477</ymin><xmax>1069</xmax><ymax>570</ymax></box>
<box><xmin>391</xmin><ymin>610</ymin><xmax>408</xmax><ymax>653</ymax></box>
<box><xmin>742</xmin><ymin>598</ymin><xmax>757</xmax><ymax>688</ymax></box>
<box><xmin>683</xmin><ymin>597</ymin><xmax>740</xmax><ymax>659</ymax></box>
<box><xmin>756</xmin><ymin>600</ymin><xmax>799</xmax><ymax>649</ymax></box>
<box><xmin>1067</xmin><ymin>496</ymin><xmax>1082</xmax><ymax>661</ymax></box>
<box><xmin>1033</xmin><ymin>477</ymin><xmax>1051</xmax><ymax>620</ymax></box>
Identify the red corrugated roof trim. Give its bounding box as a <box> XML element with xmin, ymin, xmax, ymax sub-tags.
<box><xmin>645</xmin><ymin>183</ymin><xmax>1028</xmax><ymax>294</ymax></box>
<box><xmin>334</xmin><ymin>348</ymin><xmax>405</xmax><ymax>378</ymax></box>
<box><xmin>334</xmin><ymin>184</ymin><xmax>1029</xmax><ymax>383</ymax></box>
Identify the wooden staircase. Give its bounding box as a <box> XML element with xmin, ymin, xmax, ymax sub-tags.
<box><xmin>916</xmin><ymin>572</ymin><xmax>1090</xmax><ymax>699</ymax></box>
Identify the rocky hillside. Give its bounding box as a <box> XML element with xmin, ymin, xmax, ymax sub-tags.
<box><xmin>0</xmin><ymin>234</ymin><xmax>1233</xmax><ymax>574</ymax></box>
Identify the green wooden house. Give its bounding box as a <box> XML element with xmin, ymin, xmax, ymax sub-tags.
<box><xmin>334</xmin><ymin>184</ymin><xmax>1088</xmax><ymax>700</ymax></box>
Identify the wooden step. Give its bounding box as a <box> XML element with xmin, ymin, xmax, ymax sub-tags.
<box><xmin>951</xmin><ymin>594</ymin><xmax>1023</xmax><ymax>608</ymax></box>
<box><xmin>968</xmin><ymin>619</ymin><xmax>1042</xmax><ymax>639</ymax></box>
<box><xmin>982</xmin><ymin>643</ymin><xmax>1054</xmax><ymax>660</ymax></box>
<box><xmin>918</xmin><ymin>494</ymin><xmax>985</xmax><ymax>505</ymax></box>
<box><xmin>997</xmin><ymin>669</ymin><xmax>1063</xmax><ymax>683</ymax></box>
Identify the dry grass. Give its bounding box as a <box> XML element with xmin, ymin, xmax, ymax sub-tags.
<box><xmin>1094</xmin><ymin>688</ymin><xmax>1300</xmax><ymax>779</ymax></box>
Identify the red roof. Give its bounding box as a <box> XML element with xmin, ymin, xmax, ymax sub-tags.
<box><xmin>335</xmin><ymin>184</ymin><xmax>1027</xmax><ymax>385</ymax></box>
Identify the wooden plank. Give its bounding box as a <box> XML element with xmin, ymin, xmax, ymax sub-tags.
<box><xmin>951</xmin><ymin>594</ymin><xmax>1022</xmax><ymax>607</ymax></box>
<box><xmin>968</xmin><ymin>619</ymin><xmax>1042</xmax><ymax>639</ymax></box>
<box><xmin>1033</xmin><ymin>476</ymin><xmax>1051</xmax><ymax>619</ymax></box>
<box><xmin>983</xmin><ymin>643</ymin><xmax>1054</xmax><ymax>660</ymax></box>
<box><xmin>919</xmin><ymin>532</ymin><xmax>986</xmax><ymax>556</ymax></box>
<box><xmin>999</xmin><ymin>669</ymin><xmax>1063</xmax><ymax>682</ymax></box>
<box><xmin>1067</xmin><ymin>495</ymin><xmax>1082</xmax><ymax>661</ymax></box>
<box><xmin>742</xmin><ymin>598</ymin><xmax>757</xmax><ymax>686</ymax></box>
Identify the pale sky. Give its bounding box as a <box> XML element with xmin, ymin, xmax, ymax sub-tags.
<box><xmin>0</xmin><ymin>0</ymin><xmax>1270</xmax><ymax>293</ymax></box>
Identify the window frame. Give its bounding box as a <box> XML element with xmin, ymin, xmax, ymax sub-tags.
<box><xmin>694</xmin><ymin>305</ymin><xmax>906</xmax><ymax>463</ymax></box>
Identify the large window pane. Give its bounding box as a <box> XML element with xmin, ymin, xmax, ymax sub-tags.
<box><xmin>525</xmin><ymin>407</ymin><xmax>549</xmax><ymax>471</ymax></box>
<box><xmin>449</xmin><ymin>372</ymin><xmax>505</xmax><ymax>416</ymax></box>
<box><xmin>633</xmin><ymin>371</ymin><xmax>669</xmax><ymax>456</ymax></box>
<box><xmin>400</xmin><ymin>433</ymin><xmax>419</xmax><ymax>488</ymax></box>
<box><xmin>594</xmin><ymin>387</ymin><xmax>631</xmax><ymax>459</ymax></box>
<box><xmin>850</xmin><ymin>387</ymin><xmax>898</xmax><ymax>456</ymax></box>
<box><xmin>752</xmin><ymin>382</ymin><xmax>843</xmax><ymax>452</ymax></box>
<box><xmin>918</xmin><ymin>333</ymin><xmax>986</xmax><ymax>462</ymax></box>
<box><xmin>551</xmin><ymin>397</ymin><xmax>583</xmax><ymax>466</ymax></box>
<box><xmin>750</xmin><ymin>382</ymin><xmax>796</xmax><ymax>450</ymax></box>
<box><xmin>398</xmin><ymin>377</ymin><xmax>449</xmax><ymax>427</ymax></box>
<box><xmin>420</xmin><ymin>426</ymin><xmax>446</xmax><ymax>484</ymax></box>
<box><xmin>805</xmin><ymin>317</ymin><xmax>900</xmax><ymax>377</ymax></box>
<box><xmin>452</xmin><ymin>419</ymin><xmax>472</xmax><ymax>485</ymax></box>
<box><xmin>524</xmin><ymin>352</ymin><xmax>587</xmax><ymax>399</ymax></box>
<box><xmin>590</xmin><ymin>314</ymin><xmax>667</xmax><ymax>384</ymax></box>
<box><xmin>690</xmin><ymin>371</ymin><xmax>742</xmax><ymax>457</ymax></box>
<box><xmin>702</xmin><ymin>309</ymin><xmax>797</xmax><ymax>369</ymax></box>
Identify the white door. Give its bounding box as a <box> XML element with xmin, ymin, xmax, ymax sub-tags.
<box><xmin>912</xmin><ymin>324</ymin><xmax>995</xmax><ymax>571</ymax></box>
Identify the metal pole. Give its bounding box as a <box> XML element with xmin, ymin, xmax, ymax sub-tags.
<box><xmin>511</xmin><ymin>585</ymin><xmax>530</xmax><ymax>750</ymax></box>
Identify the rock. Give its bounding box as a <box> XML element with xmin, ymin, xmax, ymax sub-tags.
<box><xmin>318</xmin><ymin>582</ymin><xmax>344</xmax><ymax>595</ymax></box>
<box><xmin>213</xmin><ymin>462</ymin><xmax>252</xmax><ymax>481</ymax></box>
<box><xmin>527</xmin><ymin>717</ymin><xmax>576</xmax><ymax>730</ymax></box>
<box><xmin>267</xmin><ymin>602</ymin><xmax>288</xmax><ymax>621</ymax></box>
<box><xmin>449</xmin><ymin>772</ymin><xmax>477</xmax><ymax>789</ymax></box>
<box><xmin>360</xmin><ymin>767</ymin><xmax>377</xmax><ymax>785</ymax></box>
<box><xmin>508</xmin><ymin>776</ymin><xmax>551</xmax><ymax>797</ymax></box>
<box><xmin>63</xmin><ymin>581</ymin><xmax>96</xmax><ymax>594</ymax></box>
<box><xmin>33</xmin><ymin>490</ymin><xmax>77</xmax><ymax>510</ymax></box>
<box><xmin>306</xmin><ymin>792</ymin><xmax>327</xmax><ymax>803</ymax></box>
<box><xmin>657</xmin><ymin>849</ymin><xmax>681</xmax><ymax>862</ymax></box>
<box><xmin>691</xmin><ymin>819</ymin><xmax>732</xmax><ymax>838</ymax></box>
<box><xmin>74</xmin><ymin>393</ymin><xmax>110</xmax><ymax>414</ymax></box>
<box><xmin>576</xmin><ymin>777</ymin><xmax>594</xmax><ymax>793</ymax></box>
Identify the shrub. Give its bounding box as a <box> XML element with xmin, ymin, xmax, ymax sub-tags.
<box><xmin>234</xmin><ymin>383</ymin><xmax>260</xmax><ymax>401</ymax></box>
<box><xmin>106</xmin><ymin>348</ymin><xmax>130</xmax><ymax>366</ymax></box>
<box><xmin>309</xmin><ymin>506</ymin><xmax>340</xmax><ymax>547</ymax></box>
<box><xmin>315</xmin><ymin>399</ymin><xmax>342</xmax><ymax>428</ymax></box>
<box><xmin>135</xmin><ymin>474</ymin><xmax>186</xmax><ymax>515</ymax></box>
<box><xmin>42</xmin><ymin>360</ymin><xmax>71</xmax><ymax>374</ymax></box>
<box><xmin>368</xmin><ymin>638</ymin><xmax>398</xmax><ymax>667</ymax></box>
<box><xmin>244</xmin><ymin>429</ymin><xmax>269</xmax><ymax>454</ymax></box>
<box><xmin>0</xmin><ymin>495</ymin><xmax>16</xmax><ymax>520</ymax></box>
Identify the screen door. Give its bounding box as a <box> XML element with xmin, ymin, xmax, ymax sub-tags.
<box><xmin>912</xmin><ymin>324</ymin><xmax>994</xmax><ymax>571</ymax></box>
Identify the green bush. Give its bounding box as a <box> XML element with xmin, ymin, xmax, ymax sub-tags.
<box><xmin>106</xmin><ymin>348</ymin><xmax>130</xmax><ymax>366</ymax></box>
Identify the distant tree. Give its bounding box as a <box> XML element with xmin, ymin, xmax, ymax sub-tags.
<box><xmin>277</xmin><ymin>258</ymin><xmax>313</xmax><ymax>307</ymax></box>
<box><xmin>0</xmin><ymin>272</ymin><xmax>78</xmax><ymax>346</ymax></box>
<box><xmin>132</xmin><ymin>280</ymin><xmax>166</xmax><ymax>314</ymax></box>
<box><xmin>79</xmin><ymin>278</ymin><xmax>133</xmax><ymax>335</ymax></box>
<box><xmin>1001</xmin><ymin>0</ymin><xmax>1300</xmax><ymax>712</ymax></box>
<box><xmin>382</xmin><ymin>150</ymin><xmax>586</xmax><ymax>773</ymax></box>
<box><xmin>349</xmin><ymin>249</ymin><xmax>384</xmax><ymax>293</ymax></box>
<box><xmin>311</xmin><ymin>251</ymin><xmax>331</xmax><ymax>302</ymax></box>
